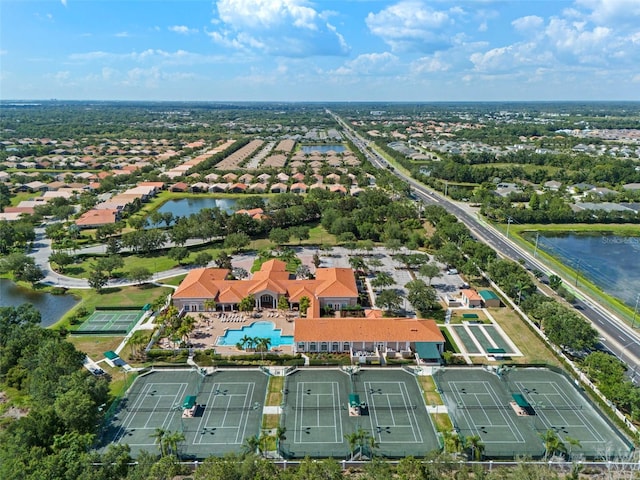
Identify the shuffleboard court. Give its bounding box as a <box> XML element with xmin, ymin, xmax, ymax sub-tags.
<box><xmin>449</xmin><ymin>324</ymin><xmax>518</xmax><ymax>357</ymax></box>
<box><xmin>434</xmin><ymin>366</ymin><xmax>633</xmax><ymax>459</ymax></box>
<box><xmin>99</xmin><ymin>368</ymin><xmax>268</xmax><ymax>459</ymax></box>
<box><xmin>279</xmin><ymin>368</ymin><xmax>439</xmax><ymax>459</ymax></box>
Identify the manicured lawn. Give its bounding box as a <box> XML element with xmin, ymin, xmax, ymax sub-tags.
<box><xmin>266</xmin><ymin>376</ymin><xmax>284</xmax><ymax>406</ymax></box>
<box><xmin>432</xmin><ymin>413</ymin><xmax>453</xmax><ymax>432</ymax></box>
<box><xmin>9</xmin><ymin>191</ymin><xmax>39</xmax><ymax>206</ymax></box>
<box><xmin>67</xmin><ymin>336</ymin><xmax>124</xmax><ymax>360</ymax></box>
<box><xmin>441</xmin><ymin>328</ymin><xmax>460</xmax><ymax>353</ymax></box>
<box><xmin>159</xmin><ymin>274</ymin><xmax>186</xmax><ymax>286</ymax></box>
<box><xmin>489</xmin><ymin>308</ymin><xmax>561</xmax><ymax>367</ymax></box>
<box><xmin>60</xmin><ymin>284</ymin><xmax>172</xmax><ymax>328</ymax></box>
<box><xmin>262</xmin><ymin>414</ymin><xmax>280</xmax><ymax>430</ymax></box>
<box><xmin>417</xmin><ymin>375</ymin><xmax>443</xmax><ymax>406</ymax></box>
<box><xmin>68</xmin><ymin>252</ymin><xmax>179</xmax><ymax>279</ymax></box>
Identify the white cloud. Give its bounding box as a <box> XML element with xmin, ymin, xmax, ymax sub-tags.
<box><xmin>366</xmin><ymin>1</ymin><xmax>461</xmax><ymax>52</ymax></box>
<box><xmin>512</xmin><ymin>15</ymin><xmax>544</xmax><ymax>34</ymax></box>
<box><xmin>60</xmin><ymin>0</ymin><xmax>67</xmax><ymax>7</ymax></box>
<box><xmin>69</xmin><ymin>49</ymin><xmax>229</xmax><ymax>66</ymax></box>
<box><xmin>169</xmin><ymin>25</ymin><xmax>198</xmax><ymax>35</ymax></box>
<box><xmin>470</xmin><ymin>43</ymin><xmax>554</xmax><ymax>73</ymax></box>
<box><xmin>575</xmin><ymin>0</ymin><xmax>640</xmax><ymax>23</ymax></box>
<box><xmin>411</xmin><ymin>53</ymin><xmax>451</xmax><ymax>73</ymax></box>
<box><xmin>0</xmin><ymin>50</ymin><xmax>7</xmax><ymax>56</ymax></box>
<box><xmin>545</xmin><ymin>17</ymin><xmax>611</xmax><ymax>58</ymax></box>
<box><xmin>208</xmin><ymin>0</ymin><xmax>349</xmax><ymax>57</ymax></box>
<box><xmin>333</xmin><ymin>52</ymin><xmax>400</xmax><ymax>76</ymax></box>
<box><xmin>115</xmin><ymin>32</ymin><xmax>130</xmax><ymax>38</ymax></box>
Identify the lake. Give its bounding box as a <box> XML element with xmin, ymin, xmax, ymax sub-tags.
<box><xmin>301</xmin><ymin>145</ymin><xmax>346</xmax><ymax>153</ymax></box>
<box><xmin>157</xmin><ymin>197</ymin><xmax>238</xmax><ymax>218</ymax></box>
<box><xmin>533</xmin><ymin>233</ymin><xmax>640</xmax><ymax>307</ymax></box>
<box><xmin>0</xmin><ymin>278</ymin><xmax>78</xmax><ymax>327</ymax></box>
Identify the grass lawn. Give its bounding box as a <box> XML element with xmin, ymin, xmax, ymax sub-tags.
<box><xmin>448</xmin><ymin>310</ymin><xmax>489</xmax><ymax>324</ymax></box>
<box><xmin>68</xmin><ymin>252</ymin><xmax>180</xmax><ymax>279</ymax></box>
<box><xmin>441</xmin><ymin>328</ymin><xmax>461</xmax><ymax>353</ymax></box>
<box><xmin>67</xmin><ymin>335</ymin><xmax>124</xmax><ymax>360</ymax></box>
<box><xmin>432</xmin><ymin>413</ymin><xmax>453</xmax><ymax>432</ymax></box>
<box><xmin>262</xmin><ymin>414</ymin><xmax>280</xmax><ymax>430</ymax></box>
<box><xmin>417</xmin><ymin>375</ymin><xmax>443</xmax><ymax>406</ymax></box>
<box><xmin>9</xmin><ymin>191</ymin><xmax>39</xmax><ymax>207</ymax></box>
<box><xmin>158</xmin><ymin>274</ymin><xmax>186</xmax><ymax>286</ymax></box>
<box><xmin>60</xmin><ymin>284</ymin><xmax>172</xmax><ymax>328</ymax></box>
<box><xmin>489</xmin><ymin>308</ymin><xmax>561</xmax><ymax>367</ymax></box>
<box><xmin>266</xmin><ymin>376</ymin><xmax>284</xmax><ymax>406</ymax></box>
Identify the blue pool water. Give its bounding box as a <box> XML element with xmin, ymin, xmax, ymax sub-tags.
<box><xmin>217</xmin><ymin>321</ymin><xmax>294</xmax><ymax>347</ymax></box>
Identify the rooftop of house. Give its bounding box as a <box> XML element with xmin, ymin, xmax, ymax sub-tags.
<box><xmin>174</xmin><ymin>259</ymin><xmax>358</xmax><ymax>303</ymax></box>
<box><xmin>294</xmin><ymin>317</ymin><xmax>444</xmax><ymax>343</ymax></box>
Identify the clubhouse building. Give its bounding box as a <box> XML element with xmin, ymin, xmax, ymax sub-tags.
<box><xmin>172</xmin><ymin>259</ymin><xmax>444</xmax><ymax>364</ymax></box>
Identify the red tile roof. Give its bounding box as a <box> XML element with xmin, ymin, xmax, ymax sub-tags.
<box><xmin>294</xmin><ymin>318</ymin><xmax>444</xmax><ymax>343</ymax></box>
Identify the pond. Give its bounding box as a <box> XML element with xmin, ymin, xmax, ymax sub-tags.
<box><xmin>157</xmin><ymin>197</ymin><xmax>238</xmax><ymax>218</ymax></box>
<box><xmin>0</xmin><ymin>278</ymin><xmax>78</xmax><ymax>327</ymax></box>
<box><xmin>301</xmin><ymin>145</ymin><xmax>346</xmax><ymax>154</ymax></box>
<box><xmin>532</xmin><ymin>232</ymin><xmax>640</xmax><ymax>307</ymax></box>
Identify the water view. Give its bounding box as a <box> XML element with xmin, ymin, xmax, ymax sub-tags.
<box><xmin>0</xmin><ymin>278</ymin><xmax>78</xmax><ymax>327</ymax></box>
<box><xmin>533</xmin><ymin>233</ymin><xmax>640</xmax><ymax>307</ymax></box>
<box><xmin>157</xmin><ymin>197</ymin><xmax>238</xmax><ymax>218</ymax></box>
<box><xmin>301</xmin><ymin>145</ymin><xmax>346</xmax><ymax>154</ymax></box>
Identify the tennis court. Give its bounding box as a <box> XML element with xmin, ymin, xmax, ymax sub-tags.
<box><xmin>76</xmin><ymin>308</ymin><xmax>145</xmax><ymax>335</ymax></box>
<box><xmin>100</xmin><ymin>368</ymin><xmax>268</xmax><ymax>459</ymax></box>
<box><xmin>279</xmin><ymin>368</ymin><xmax>439</xmax><ymax>459</ymax></box>
<box><xmin>435</xmin><ymin>366</ymin><xmax>633</xmax><ymax>459</ymax></box>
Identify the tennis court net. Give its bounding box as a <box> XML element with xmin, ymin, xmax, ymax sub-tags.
<box><xmin>124</xmin><ymin>405</ymin><xmax>260</xmax><ymax>413</ymax></box>
<box><xmin>288</xmin><ymin>404</ymin><xmax>419</xmax><ymax>411</ymax></box>
<box><xmin>456</xmin><ymin>404</ymin><xmax>583</xmax><ymax>411</ymax></box>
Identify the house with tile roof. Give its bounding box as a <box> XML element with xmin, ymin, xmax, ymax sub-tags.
<box><xmin>461</xmin><ymin>289</ymin><xmax>482</xmax><ymax>308</ymax></box>
<box><xmin>173</xmin><ymin>259</ymin><xmax>358</xmax><ymax>313</ymax></box>
<box><xmin>75</xmin><ymin>209</ymin><xmax>120</xmax><ymax>229</ymax></box>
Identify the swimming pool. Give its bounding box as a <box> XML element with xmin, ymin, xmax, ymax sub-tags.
<box><xmin>216</xmin><ymin>321</ymin><xmax>294</xmax><ymax>347</ymax></box>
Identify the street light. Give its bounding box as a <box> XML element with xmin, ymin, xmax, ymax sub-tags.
<box><xmin>632</xmin><ymin>293</ymin><xmax>639</xmax><ymax>329</ymax></box>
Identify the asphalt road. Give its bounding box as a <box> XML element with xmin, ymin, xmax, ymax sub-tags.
<box><xmin>330</xmin><ymin>110</ymin><xmax>640</xmax><ymax>380</ymax></box>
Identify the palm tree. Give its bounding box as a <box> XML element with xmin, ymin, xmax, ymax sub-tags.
<box><xmin>275</xmin><ymin>426</ymin><xmax>286</xmax><ymax>450</ymax></box>
<box><xmin>239</xmin><ymin>334</ymin><xmax>253</xmax><ymax>351</ymax></box>
<box><xmin>204</xmin><ymin>299</ymin><xmax>217</xmax><ymax>312</ymax></box>
<box><xmin>242</xmin><ymin>435</ymin><xmax>260</xmax><ymax>456</ymax></box>
<box><xmin>540</xmin><ymin>429</ymin><xmax>567</xmax><ymax>459</ymax></box>
<box><xmin>466</xmin><ymin>434</ymin><xmax>484</xmax><ymax>461</ymax></box>
<box><xmin>565</xmin><ymin>435</ymin><xmax>582</xmax><ymax>459</ymax></box>
<box><xmin>150</xmin><ymin>427</ymin><xmax>167</xmax><ymax>457</ymax></box>
<box><xmin>344</xmin><ymin>431</ymin><xmax>360</xmax><ymax>459</ymax></box>
<box><xmin>164</xmin><ymin>431</ymin><xmax>185</xmax><ymax>458</ymax></box>
<box><xmin>256</xmin><ymin>337</ymin><xmax>272</xmax><ymax>361</ymax></box>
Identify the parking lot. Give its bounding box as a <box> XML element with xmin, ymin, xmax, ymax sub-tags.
<box><xmin>299</xmin><ymin>246</ymin><xmax>467</xmax><ymax>315</ymax></box>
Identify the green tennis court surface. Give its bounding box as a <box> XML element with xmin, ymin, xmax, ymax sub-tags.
<box><xmin>279</xmin><ymin>369</ymin><xmax>439</xmax><ymax>459</ymax></box>
<box><xmin>434</xmin><ymin>366</ymin><xmax>633</xmax><ymax>459</ymax></box>
<box><xmin>99</xmin><ymin>369</ymin><xmax>267</xmax><ymax>459</ymax></box>
<box><xmin>76</xmin><ymin>309</ymin><xmax>144</xmax><ymax>335</ymax></box>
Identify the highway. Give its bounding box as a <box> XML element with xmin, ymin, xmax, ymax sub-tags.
<box><xmin>329</xmin><ymin>110</ymin><xmax>640</xmax><ymax>380</ymax></box>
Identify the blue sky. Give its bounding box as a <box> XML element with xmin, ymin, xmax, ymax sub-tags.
<box><xmin>2</xmin><ymin>0</ymin><xmax>639</xmax><ymax>101</ymax></box>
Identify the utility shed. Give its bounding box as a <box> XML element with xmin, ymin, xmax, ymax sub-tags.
<box><xmin>479</xmin><ymin>289</ymin><xmax>501</xmax><ymax>308</ymax></box>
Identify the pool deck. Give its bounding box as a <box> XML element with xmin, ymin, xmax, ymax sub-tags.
<box><xmin>158</xmin><ymin>309</ymin><xmax>295</xmax><ymax>356</ymax></box>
